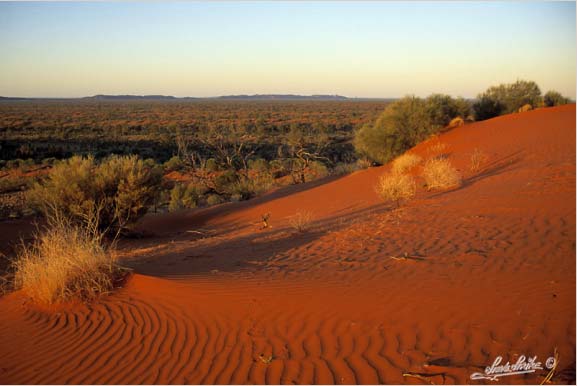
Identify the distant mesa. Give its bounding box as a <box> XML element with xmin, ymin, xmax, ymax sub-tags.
<box><xmin>0</xmin><ymin>94</ymin><xmax>358</xmax><ymax>101</ymax></box>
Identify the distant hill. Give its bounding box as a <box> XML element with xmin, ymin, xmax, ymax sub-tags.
<box><xmin>84</xmin><ymin>95</ymin><xmax>181</xmax><ymax>101</ymax></box>
<box><xmin>0</xmin><ymin>94</ymin><xmax>381</xmax><ymax>101</ymax></box>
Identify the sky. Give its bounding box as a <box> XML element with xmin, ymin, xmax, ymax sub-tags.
<box><xmin>0</xmin><ymin>1</ymin><xmax>575</xmax><ymax>98</ymax></box>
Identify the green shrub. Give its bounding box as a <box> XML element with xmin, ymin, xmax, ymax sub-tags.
<box><xmin>163</xmin><ymin>155</ymin><xmax>183</xmax><ymax>172</ymax></box>
<box><xmin>543</xmin><ymin>90</ymin><xmax>571</xmax><ymax>107</ymax></box>
<box><xmin>473</xmin><ymin>80</ymin><xmax>542</xmax><ymax>120</ymax></box>
<box><xmin>354</xmin><ymin>96</ymin><xmax>438</xmax><ymax>164</ymax></box>
<box><xmin>248</xmin><ymin>158</ymin><xmax>269</xmax><ymax>173</ymax></box>
<box><xmin>29</xmin><ymin>155</ymin><xmax>162</xmax><ymax>234</ymax></box>
<box><xmin>206</xmin><ymin>194</ymin><xmax>223</xmax><ymax>206</ymax></box>
<box><xmin>425</xmin><ymin>94</ymin><xmax>471</xmax><ymax>128</ymax></box>
<box><xmin>205</xmin><ymin>158</ymin><xmax>219</xmax><ymax>172</ymax></box>
<box><xmin>309</xmin><ymin>160</ymin><xmax>329</xmax><ymax>179</ymax></box>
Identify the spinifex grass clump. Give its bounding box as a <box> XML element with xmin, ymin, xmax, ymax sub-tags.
<box><xmin>13</xmin><ymin>220</ymin><xmax>120</xmax><ymax>304</ymax></box>
<box><xmin>375</xmin><ymin>172</ymin><xmax>417</xmax><ymax>206</ymax></box>
<box><xmin>422</xmin><ymin>158</ymin><xmax>461</xmax><ymax>190</ymax></box>
<box><xmin>391</xmin><ymin>153</ymin><xmax>422</xmax><ymax>174</ymax></box>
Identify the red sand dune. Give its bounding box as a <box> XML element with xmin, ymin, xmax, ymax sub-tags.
<box><xmin>0</xmin><ymin>105</ymin><xmax>575</xmax><ymax>384</ymax></box>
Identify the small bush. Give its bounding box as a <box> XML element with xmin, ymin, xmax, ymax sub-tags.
<box><xmin>473</xmin><ymin>80</ymin><xmax>542</xmax><ymax>120</ymax></box>
<box><xmin>447</xmin><ymin>117</ymin><xmax>465</xmax><ymax>129</ymax></box>
<box><xmin>29</xmin><ymin>155</ymin><xmax>162</xmax><ymax>235</ymax></box>
<box><xmin>206</xmin><ymin>194</ymin><xmax>223</xmax><ymax>206</ymax></box>
<box><xmin>13</xmin><ymin>221</ymin><xmax>119</xmax><ymax>304</ymax></box>
<box><xmin>391</xmin><ymin>153</ymin><xmax>422</xmax><ymax>174</ymax></box>
<box><xmin>288</xmin><ymin>211</ymin><xmax>313</xmax><ymax>233</ymax></box>
<box><xmin>422</xmin><ymin>158</ymin><xmax>461</xmax><ymax>190</ymax></box>
<box><xmin>375</xmin><ymin>172</ymin><xmax>416</xmax><ymax>205</ymax></box>
<box><xmin>427</xmin><ymin>139</ymin><xmax>450</xmax><ymax>159</ymax></box>
<box><xmin>248</xmin><ymin>158</ymin><xmax>269</xmax><ymax>173</ymax></box>
<box><xmin>205</xmin><ymin>158</ymin><xmax>219</xmax><ymax>172</ymax></box>
<box><xmin>425</xmin><ymin>94</ymin><xmax>471</xmax><ymax>128</ymax></box>
<box><xmin>169</xmin><ymin>183</ymin><xmax>200</xmax><ymax>212</ymax></box>
<box><xmin>354</xmin><ymin>96</ymin><xmax>437</xmax><ymax>164</ymax></box>
<box><xmin>470</xmin><ymin>148</ymin><xmax>488</xmax><ymax>173</ymax></box>
<box><xmin>543</xmin><ymin>90</ymin><xmax>571</xmax><ymax>107</ymax></box>
<box><xmin>163</xmin><ymin>156</ymin><xmax>183</xmax><ymax>172</ymax></box>
<box><xmin>309</xmin><ymin>161</ymin><xmax>329</xmax><ymax>179</ymax></box>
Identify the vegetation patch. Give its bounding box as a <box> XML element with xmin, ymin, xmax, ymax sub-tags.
<box><xmin>422</xmin><ymin>158</ymin><xmax>462</xmax><ymax>191</ymax></box>
<box><xmin>13</xmin><ymin>221</ymin><xmax>122</xmax><ymax>304</ymax></box>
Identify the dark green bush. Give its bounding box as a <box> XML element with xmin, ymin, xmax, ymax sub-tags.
<box><xmin>425</xmin><ymin>94</ymin><xmax>471</xmax><ymax>127</ymax></box>
<box><xmin>473</xmin><ymin>80</ymin><xmax>542</xmax><ymax>120</ymax></box>
<box><xmin>168</xmin><ymin>182</ymin><xmax>200</xmax><ymax>212</ymax></box>
<box><xmin>29</xmin><ymin>155</ymin><xmax>162</xmax><ymax>234</ymax></box>
<box><xmin>163</xmin><ymin>156</ymin><xmax>183</xmax><ymax>172</ymax></box>
<box><xmin>543</xmin><ymin>90</ymin><xmax>571</xmax><ymax>107</ymax></box>
<box><xmin>353</xmin><ymin>96</ymin><xmax>438</xmax><ymax>164</ymax></box>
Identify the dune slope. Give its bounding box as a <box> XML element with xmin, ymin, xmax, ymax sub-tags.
<box><xmin>0</xmin><ymin>105</ymin><xmax>575</xmax><ymax>384</ymax></box>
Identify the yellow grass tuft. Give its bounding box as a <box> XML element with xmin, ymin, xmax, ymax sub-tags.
<box><xmin>375</xmin><ymin>172</ymin><xmax>416</xmax><ymax>205</ymax></box>
<box><xmin>427</xmin><ymin>139</ymin><xmax>450</xmax><ymax>159</ymax></box>
<box><xmin>470</xmin><ymin>148</ymin><xmax>488</xmax><ymax>173</ymax></box>
<box><xmin>288</xmin><ymin>211</ymin><xmax>313</xmax><ymax>233</ymax></box>
<box><xmin>422</xmin><ymin>158</ymin><xmax>461</xmax><ymax>190</ymax></box>
<box><xmin>13</xmin><ymin>221</ymin><xmax>119</xmax><ymax>304</ymax></box>
<box><xmin>391</xmin><ymin>153</ymin><xmax>422</xmax><ymax>174</ymax></box>
<box><xmin>518</xmin><ymin>104</ymin><xmax>532</xmax><ymax>113</ymax></box>
<box><xmin>447</xmin><ymin>116</ymin><xmax>465</xmax><ymax>129</ymax></box>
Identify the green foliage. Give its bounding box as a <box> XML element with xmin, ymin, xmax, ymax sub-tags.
<box><xmin>473</xmin><ymin>95</ymin><xmax>504</xmax><ymax>121</ymax></box>
<box><xmin>205</xmin><ymin>158</ymin><xmax>219</xmax><ymax>172</ymax></box>
<box><xmin>29</xmin><ymin>155</ymin><xmax>162</xmax><ymax>234</ymax></box>
<box><xmin>206</xmin><ymin>194</ymin><xmax>223</xmax><ymax>206</ymax></box>
<box><xmin>353</xmin><ymin>96</ymin><xmax>437</xmax><ymax>164</ymax></box>
<box><xmin>248</xmin><ymin>158</ymin><xmax>269</xmax><ymax>173</ymax></box>
<box><xmin>425</xmin><ymin>94</ymin><xmax>471</xmax><ymax>127</ymax></box>
<box><xmin>474</xmin><ymin>80</ymin><xmax>542</xmax><ymax>120</ymax></box>
<box><xmin>163</xmin><ymin>156</ymin><xmax>183</xmax><ymax>172</ymax></box>
<box><xmin>168</xmin><ymin>182</ymin><xmax>200</xmax><ymax>212</ymax></box>
<box><xmin>543</xmin><ymin>90</ymin><xmax>571</xmax><ymax>107</ymax></box>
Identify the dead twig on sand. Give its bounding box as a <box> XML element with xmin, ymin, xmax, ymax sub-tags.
<box><xmin>390</xmin><ymin>252</ymin><xmax>426</xmax><ymax>261</ymax></box>
<box><xmin>260</xmin><ymin>213</ymin><xmax>271</xmax><ymax>230</ymax></box>
<box><xmin>403</xmin><ymin>372</ymin><xmax>445</xmax><ymax>384</ymax></box>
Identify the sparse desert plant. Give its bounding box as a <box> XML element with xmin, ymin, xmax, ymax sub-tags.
<box><xmin>391</xmin><ymin>153</ymin><xmax>422</xmax><ymax>174</ymax></box>
<box><xmin>375</xmin><ymin>172</ymin><xmax>416</xmax><ymax>206</ymax></box>
<box><xmin>422</xmin><ymin>158</ymin><xmax>462</xmax><ymax>190</ymax></box>
<box><xmin>427</xmin><ymin>140</ymin><xmax>450</xmax><ymax>159</ymax></box>
<box><xmin>13</xmin><ymin>220</ymin><xmax>120</xmax><ymax>304</ymax></box>
<box><xmin>206</xmin><ymin>194</ymin><xmax>223</xmax><ymax>206</ymax></box>
<box><xmin>288</xmin><ymin>211</ymin><xmax>313</xmax><ymax>233</ymax></box>
<box><xmin>470</xmin><ymin>148</ymin><xmax>488</xmax><ymax>173</ymax></box>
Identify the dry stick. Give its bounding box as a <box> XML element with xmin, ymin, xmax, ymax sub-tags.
<box><xmin>402</xmin><ymin>372</ymin><xmax>443</xmax><ymax>385</ymax></box>
<box><xmin>390</xmin><ymin>252</ymin><xmax>425</xmax><ymax>261</ymax></box>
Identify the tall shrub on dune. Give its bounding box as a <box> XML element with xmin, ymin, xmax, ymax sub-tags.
<box><xmin>354</xmin><ymin>96</ymin><xmax>436</xmax><ymax>164</ymax></box>
<box><xmin>543</xmin><ymin>90</ymin><xmax>571</xmax><ymax>107</ymax></box>
<box><xmin>473</xmin><ymin>80</ymin><xmax>542</xmax><ymax>120</ymax></box>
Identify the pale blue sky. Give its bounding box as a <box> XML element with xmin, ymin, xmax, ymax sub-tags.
<box><xmin>0</xmin><ymin>1</ymin><xmax>575</xmax><ymax>98</ymax></box>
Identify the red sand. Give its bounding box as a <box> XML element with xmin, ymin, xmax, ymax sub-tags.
<box><xmin>0</xmin><ymin>105</ymin><xmax>575</xmax><ymax>384</ymax></box>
